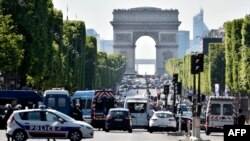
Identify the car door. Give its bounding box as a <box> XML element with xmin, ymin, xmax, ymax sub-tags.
<box><xmin>221</xmin><ymin>103</ymin><xmax>234</xmax><ymax>125</ymax></box>
<box><xmin>134</xmin><ymin>103</ymin><xmax>148</xmax><ymax>127</ymax></box>
<box><xmin>43</xmin><ymin>111</ymin><xmax>68</xmax><ymax>138</ymax></box>
<box><xmin>24</xmin><ymin>111</ymin><xmax>50</xmax><ymax>138</ymax></box>
<box><xmin>209</xmin><ymin>103</ymin><xmax>221</xmax><ymax>127</ymax></box>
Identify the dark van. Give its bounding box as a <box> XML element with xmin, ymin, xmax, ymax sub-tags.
<box><xmin>0</xmin><ymin>90</ymin><xmax>43</xmax><ymax>129</ymax></box>
<box><xmin>43</xmin><ymin>88</ymin><xmax>71</xmax><ymax>115</ymax></box>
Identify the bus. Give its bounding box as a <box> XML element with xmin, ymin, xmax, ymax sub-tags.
<box><xmin>43</xmin><ymin>88</ymin><xmax>71</xmax><ymax>115</ymax></box>
<box><xmin>71</xmin><ymin>90</ymin><xmax>95</xmax><ymax>123</ymax></box>
<box><xmin>91</xmin><ymin>90</ymin><xmax>117</xmax><ymax>129</ymax></box>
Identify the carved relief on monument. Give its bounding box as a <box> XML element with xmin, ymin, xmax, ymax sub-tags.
<box><xmin>160</xmin><ymin>34</ymin><xmax>176</xmax><ymax>43</ymax></box>
<box><xmin>115</xmin><ymin>33</ymin><xmax>131</xmax><ymax>42</ymax></box>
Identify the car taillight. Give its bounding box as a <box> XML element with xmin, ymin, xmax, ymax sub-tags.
<box><xmin>125</xmin><ymin>116</ymin><xmax>131</xmax><ymax>120</ymax></box>
<box><xmin>169</xmin><ymin>118</ymin><xmax>176</xmax><ymax>121</ymax></box>
<box><xmin>106</xmin><ymin>115</ymin><xmax>112</xmax><ymax>120</ymax></box>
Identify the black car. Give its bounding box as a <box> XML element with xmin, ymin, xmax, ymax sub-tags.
<box><xmin>105</xmin><ymin>108</ymin><xmax>132</xmax><ymax>133</ymax></box>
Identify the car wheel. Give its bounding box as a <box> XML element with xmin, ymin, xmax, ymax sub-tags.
<box><xmin>128</xmin><ymin>129</ymin><xmax>132</xmax><ymax>133</ymax></box>
<box><xmin>13</xmin><ymin>129</ymin><xmax>27</xmax><ymax>141</ymax></box>
<box><xmin>69</xmin><ymin>130</ymin><xmax>82</xmax><ymax>141</ymax></box>
<box><xmin>105</xmin><ymin>128</ymin><xmax>110</xmax><ymax>132</ymax></box>
<box><xmin>205</xmin><ymin>128</ymin><xmax>211</xmax><ymax>135</ymax></box>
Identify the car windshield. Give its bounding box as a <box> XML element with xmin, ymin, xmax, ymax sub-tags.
<box><xmin>223</xmin><ymin>104</ymin><xmax>233</xmax><ymax>115</ymax></box>
<box><xmin>211</xmin><ymin>104</ymin><xmax>220</xmax><ymax>115</ymax></box>
<box><xmin>110</xmin><ymin>110</ymin><xmax>128</xmax><ymax>117</ymax></box>
<box><xmin>127</xmin><ymin>102</ymin><xmax>147</xmax><ymax>113</ymax></box>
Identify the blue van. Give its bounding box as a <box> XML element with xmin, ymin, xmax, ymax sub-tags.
<box><xmin>43</xmin><ymin>89</ymin><xmax>71</xmax><ymax>115</ymax></box>
<box><xmin>71</xmin><ymin>90</ymin><xmax>95</xmax><ymax>123</ymax></box>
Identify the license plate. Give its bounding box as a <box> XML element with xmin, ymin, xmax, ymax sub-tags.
<box><xmin>115</xmin><ymin>119</ymin><xmax>123</xmax><ymax>121</ymax></box>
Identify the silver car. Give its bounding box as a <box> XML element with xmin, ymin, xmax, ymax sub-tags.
<box><xmin>6</xmin><ymin>108</ymin><xmax>94</xmax><ymax>141</ymax></box>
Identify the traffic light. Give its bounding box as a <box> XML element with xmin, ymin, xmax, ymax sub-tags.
<box><xmin>191</xmin><ymin>53</ymin><xmax>204</xmax><ymax>74</ymax></box>
<box><xmin>176</xmin><ymin>82</ymin><xmax>182</xmax><ymax>94</ymax></box>
<box><xmin>172</xmin><ymin>73</ymin><xmax>178</xmax><ymax>84</ymax></box>
<box><xmin>191</xmin><ymin>55</ymin><xmax>196</xmax><ymax>74</ymax></box>
<box><xmin>164</xmin><ymin>84</ymin><xmax>169</xmax><ymax>95</ymax></box>
<box><xmin>195</xmin><ymin>53</ymin><xmax>204</xmax><ymax>72</ymax></box>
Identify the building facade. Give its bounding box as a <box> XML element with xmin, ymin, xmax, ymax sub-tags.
<box><xmin>100</xmin><ymin>40</ymin><xmax>113</xmax><ymax>54</ymax></box>
<box><xmin>86</xmin><ymin>29</ymin><xmax>101</xmax><ymax>51</ymax></box>
<box><xmin>178</xmin><ymin>31</ymin><xmax>190</xmax><ymax>58</ymax></box>
<box><xmin>186</xmin><ymin>9</ymin><xmax>209</xmax><ymax>54</ymax></box>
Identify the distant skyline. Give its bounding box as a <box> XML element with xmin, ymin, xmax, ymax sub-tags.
<box><xmin>53</xmin><ymin>0</ymin><xmax>250</xmax><ymax>40</ymax></box>
<box><xmin>52</xmin><ymin>0</ymin><xmax>250</xmax><ymax>75</ymax></box>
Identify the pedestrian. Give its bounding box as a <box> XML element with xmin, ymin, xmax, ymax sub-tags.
<box><xmin>72</xmin><ymin>104</ymin><xmax>83</xmax><ymax>121</ymax></box>
<box><xmin>3</xmin><ymin>104</ymin><xmax>13</xmax><ymax>129</ymax></box>
<box><xmin>237</xmin><ymin>109</ymin><xmax>246</xmax><ymax>125</ymax></box>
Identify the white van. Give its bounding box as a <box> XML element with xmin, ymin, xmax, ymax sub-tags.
<box><xmin>124</xmin><ymin>95</ymin><xmax>150</xmax><ymax>128</ymax></box>
<box><xmin>205</xmin><ymin>96</ymin><xmax>237</xmax><ymax>135</ymax></box>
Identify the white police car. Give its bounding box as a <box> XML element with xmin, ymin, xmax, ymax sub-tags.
<box><xmin>6</xmin><ymin>108</ymin><xmax>94</xmax><ymax>141</ymax></box>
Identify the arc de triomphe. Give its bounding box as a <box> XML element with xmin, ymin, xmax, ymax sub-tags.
<box><xmin>111</xmin><ymin>7</ymin><xmax>181</xmax><ymax>75</ymax></box>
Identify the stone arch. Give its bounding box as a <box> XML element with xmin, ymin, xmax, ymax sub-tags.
<box><xmin>111</xmin><ymin>7</ymin><xmax>181</xmax><ymax>75</ymax></box>
<box><xmin>133</xmin><ymin>32</ymin><xmax>158</xmax><ymax>45</ymax></box>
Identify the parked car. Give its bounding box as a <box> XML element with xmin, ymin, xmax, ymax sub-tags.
<box><xmin>148</xmin><ymin>111</ymin><xmax>177</xmax><ymax>133</ymax></box>
<box><xmin>205</xmin><ymin>96</ymin><xmax>236</xmax><ymax>135</ymax></box>
<box><xmin>182</xmin><ymin>111</ymin><xmax>205</xmax><ymax>130</ymax></box>
<box><xmin>6</xmin><ymin>107</ymin><xmax>94</xmax><ymax>141</ymax></box>
<box><xmin>175</xmin><ymin>114</ymin><xmax>192</xmax><ymax>132</ymax></box>
<box><xmin>105</xmin><ymin>108</ymin><xmax>132</xmax><ymax>133</ymax></box>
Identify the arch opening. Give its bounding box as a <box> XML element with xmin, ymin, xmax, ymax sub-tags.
<box><xmin>135</xmin><ymin>36</ymin><xmax>156</xmax><ymax>75</ymax></box>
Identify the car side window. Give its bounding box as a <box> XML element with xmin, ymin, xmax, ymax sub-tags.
<box><xmin>19</xmin><ymin>112</ymin><xmax>28</xmax><ymax>120</ymax></box>
<box><xmin>28</xmin><ymin>111</ymin><xmax>41</xmax><ymax>121</ymax></box>
<box><xmin>46</xmin><ymin>111</ymin><xmax>59</xmax><ymax>122</ymax></box>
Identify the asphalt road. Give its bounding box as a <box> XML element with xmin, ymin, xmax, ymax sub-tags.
<box><xmin>0</xmin><ymin>129</ymin><xmax>223</xmax><ymax>141</ymax></box>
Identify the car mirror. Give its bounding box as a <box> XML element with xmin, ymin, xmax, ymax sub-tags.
<box><xmin>58</xmin><ymin>118</ymin><xmax>64</xmax><ymax>123</ymax></box>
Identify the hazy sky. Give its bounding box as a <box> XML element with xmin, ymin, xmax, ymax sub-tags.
<box><xmin>52</xmin><ymin>0</ymin><xmax>250</xmax><ymax>40</ymax></box>
<box><xmin>52</xmin><ymin>0</ymin><xmax>250</xmax><ymax>74</ymax></box>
